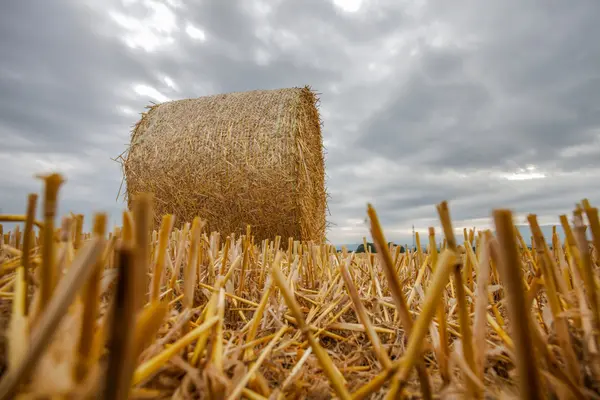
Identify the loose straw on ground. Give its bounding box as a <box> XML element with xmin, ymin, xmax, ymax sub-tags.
<box><xmin>367</xmin><ymin>204</ymin><xmax>432</xmax><ymax>400</ymax></box>
<box><xmin>0</xmin><ymin>238</ymin><xmax>103</xmax><ymax>400</ymax></box>
<box><xmin>437</xmin><ymin>201</ymin><xmax>478</xmax><ymax>398</ymax></box>
<box><xmin>271</xmin><ymin>254</ymin><xmax>352</xmax><ymax>400</ymax></box>
<box><xmin>2</xmin><ymin>171</ymin><xmax>600</xmax><ymax>399</ymax></box>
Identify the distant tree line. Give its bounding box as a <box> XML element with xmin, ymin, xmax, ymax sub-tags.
<box><xmin>355</xmin><ymin>242</ymin><xmax>406</xmax><ymax>253</ymax></box>
<box><xmin>353</xmin><ymin>242</ymin><xmax>543</xmax><ymax>254</ymax></box>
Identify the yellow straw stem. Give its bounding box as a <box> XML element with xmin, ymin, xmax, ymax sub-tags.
<box><xmin>227</xmin><ymin>325</ymin><xmax>287</xmax><ymax>400</ymax></box>
<box><xmin>74</xmin><ymin>214</ymin><xmax>84</xmax><ymax>251</ymax></box>
<box><xmin>150</xmin><ymin>214</ymin><xmax>174</xmax><ymax>303</ymax></box>
<box><xmin>133</xmin><ymin>301</ymin><xmax>169</xmax><ymax>362</ymax></box>
<box><xmin>190</xmin><ymin>288</ymin><xmax>219</xmax><ymax>366</ymax></box>
<box><xmin>271</xmin><ymin>256</ymin><xmax>352</xmax><ymax>400</ymax></box>
<box><xmin>133</xmin><ymin>193</ymin><xmax>152</xmax><ymax>313</ymax></box>
<box><xmin>121</xmin><ymin>211</ymin><xmax>134</xmax><ymax>245</ymax></box>
<box><xmin>529</xmin><ymin>214</ymin><xmax>581</xmax><ymax>385</ymax></box>
<box><xmin>429</xmin><ymin>227</ymin><xmax>450</xmax><ymax>384</ymax></box>
<box><xmin>560</xmin><ymin>214</ymin><xmax>581</xmax><ymax>269</ymax></box>
<box><xmin>494</xmin><ymin>209</ymin><xmax>543</xmax><ymax>400</ymax></box>
<box><xmin>244</xmin><ymin>274</ymin><xmax>275</xmax><ymax>362</ymax></box>
<box><xmin>184</xmin><ymin>217</ymin><xmax>202</xmax><ymax>309</ymax></box>
<box><xmin>238</xmin><ymin>231</ymin><xmax>250</xmax><ymax>295</ymax></box>
<box><xmin>436</xmin><ymin>201</ymin><xmax>478</xmax><ymax>397</ymax></box>
<box><xmin>74</xmin><ymin>213</ymin><xmax>107</xmax><ymax>383</ymax></box>
<box><xmin>428</xmin><ymin>227</ymin><xmax>438</xmax><ymax>271</ymax></box>
<box><xmin>38</xmin><ymin>173</ymin><xmax>64</xmax><ymax>317</ymax></box>
<box><xmin>21</xmin><ymin>194</ymin><xmax>38</xmax><ymax>315</ymax></box>
<box><xmin>0</xmin><ymin>215</ymin><xmax>43</xmax><ymax>229</ymax></box>
<box><xmin>220</xmin><ymin>235</ymin><xmax>231</xmax><ymax>276</ymax></box>
<box><xmin>487</xmin><ymin>313</ymin><xmax>514</xmax><ymax>350</ymax></box>
<box><xmin>353</xmin><ymin>250</ymin><xmax>458</xmax><ymax>400</ymax></box>
<box><xmin>339</xmin><ymin>257</ymin><xmax>392</xmax><ymax>369</ymax></box>
<box><xmin>573</xmin><ymin>210</ymin><xmax>600</xmax><ymax>377</ymax></box>
<box><xmin>397</xmin><ymin>250</ymin><xmax>457</xmax><ymax>383</ymax></box>
<box><xmin>0</xmin><ymin>238</ymin><xmax>103</xmax><ymax>400</ymax></box>
<box><xmin>133</xmin><ymin>315</ymin><xmax>219</xmax><ymax>385</ymax></box>
<box><xmin>209</xmin><ymin>288</ymin><xmax>226</xmax><ymax>370</ymax></box>
<box><xmin>580</xmin><ymin>207</ymin><xmax>600</xmax><ymax>349</ymax></box>
<box><xmin>366</xmin><ymin>203</ymin><xmax>432</xmax><ymax>400</ymax></box>
<box><xmin>473</xmin><ymin>232</ymin><xmax>491</xmax><ymax>382</ymax></box>
<box><xmin>8</xmin><ymin>265</ymin><xmax>28</xmax><ymax>372</ymax></box>
<box><xmin>416</xmin><ymin>231</ymin><xmax>423</xmax><ymax>269</ymax></box>
<box><xmin>170</xmin><ymin>222</ymin><xmax>190</xmax><ymax>290</ymax></box>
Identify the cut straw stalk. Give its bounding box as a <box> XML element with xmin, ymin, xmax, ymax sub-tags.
<box><xmin>436</xmin><ymin>201</ymin><xmax>478</xmax><ymax>398</ymax></box>
<box><xmin>132</xmin><ymin>315</ymin><xmax>219</xmax><ymax>385</ymax></box>
<box><xmin>429</xmin><ymin>227</ymin><xmax>450</xmax><ymax>385</ymax></box>
<box><xmin>74</xmin><ymin>213</ymin><xmax>107</xmax><ymax>383</ymax></box>
<box><xmin>190</xmin><ymin>286</ymin><xmax>219</xmax><ymax>366</ymax></box>
<box><xmin>103</xmin><ymin>244</ymin><xmax>137</xmax><ymax>400</ymax></box>
<box><xmin>0</xmin><ymin>215</ymin><xmax>43</xmax><ymax>228</ymax></box>
<box><xmin>515</xmin><ymin>225</ymin><xmax>538</xmax><ymax>274</ymax></box>
<box><xmin>452</xmin><ymin>277</ymin><xmax>476</xmax><ymax>378</ymax></box>
<box><xmin>220</xmin><ymin>235</ymin><xmax>231</xmax><ymax>276</ymax></box>
<box><xmin>8</xmin><ymin>265</ymin><xmax>28</xmax><ymax>373</ymax></box>
<box><xmin>38</xmin><ymin>173</ymin><xmax>64</xmax><ymax>317</ymax></box>
<box><xmin>184</xmin><ymin>217</ymin><xmax>202</xmax><ymax>309</ymax></box>
<box><xmin>583</xmin><ymin>205</ymin><xmax>600</xmax><ymax>276</ymax></box>
<box><xmin>244</xmin><ymin>274</ymin><xmax>275</xmax><ymax>362</ymax></box>
<box><xmin>560</xmin><ymin>214</ymin><xmax>582</xmax><ymax>270</ymax></box>
<box><xmin>415</xmin><ymin>231</ymin><xmax>423</xmax><ymax>269</ymax></box>
<box><xmin>150</xmin><ymin>214</ymin><xmax>174</xmax><ymax>302</ymax></box>
<box><xmin>494</xmin><ymin>210</ymin><xmax>543</xmax><ymax>400</ymax></box>
<box><xmin>351</xmin><ymin>249</ymin><xmax>458</xmax><ymax>400</ymax></box>
<box><xmin>140</xmin><ymin>308</ymin><xmax>192</xmax><ymax>363</ymax></box>
<box><xmin>366</xmin><ymin>204</ymin><xmax>432</xmax><ymax>400</ymax></box>
<box><xmin>73</xmin><ymin>214</ymin><xmax>84</xmax><ymax>251</ymax></box>
<box><xmin>395</xmin><ymin>249</ymin><xmax>459</xmax><ymax>387</ymax></box>
<box><xmin>528</xmin><ymin>214</ymin><xmax>581</xmax><ymax>386</ymax></box>
<box><xmin>406</xmin><ymin>255</ymin><xmax>430</xmax><ymax>307</ymax></box>
<box><xmin>339</xmin><ymin>256</ymin><xmax>392</xmax><ymax>369</ymax></box>
<box><xmin>209</xmin><ymin>288</ymin><xmax>226</xmax><ymax>371</ymax></box>
<box><xmin>580</xmin><ymin>207</ymin><xmax>600</xmax><ymax>349</ymax></box>
<box><xmin>21</xmin><ymin>193</ymin><xmax>38</xmax><ymax>315</ymax></box>
<box><xmin>169</xmin><ymin>222</ymin><xmax>190</xmax><ymax>291</ymax></box>
<box><xmin>572</xmin><ymin>211</ymin><xmax>600</xmax><ymax>375</ymax></box>
<box><xmin>239</xmin><ymin>230</ymin><xmax>251</xmax><ymax>295</ymax></box>
<box><xmin>133</xmin><ymin>193</ymin><xmax>152</xmax><ymax>313</ymax></box>
<box><xmin>463</xmin><ymin>236</ymin><xmax>473</xmax><ymax>296</ymax></box>
<box><xmin>121</xmin><ymin>211</ymin><xmax>134</xmax><ymax>245</ymax></box>
<box><xmin>230</xmin><ymin>328</ymin><xmax>291</xmax><ymax>356</ymax></box>
<box><xmin>56</xmin><ymin>216</ymin><xmax>73</xmax><ymax>270</ymax></box>
<box><xmin>132</xmin><ymin>301</ymin><xmax>169</xmax><ymax>364</ymax></box>
<box><xmin>473</xmin><ymin>231</ymin><xmax>491</xmax><ymax>382</ymax></box>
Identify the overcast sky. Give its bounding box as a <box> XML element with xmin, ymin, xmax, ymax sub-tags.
<box><xmin>1</xmin><ymin>0</ymin><xmax>599</xmax><ymax>245</ymax></box>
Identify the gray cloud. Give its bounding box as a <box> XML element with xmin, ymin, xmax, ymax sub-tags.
<box><xmin>357</xmin><ymin>0</ymin><xmax>600</xmax><ymax>175</ymax></box>
<box><xmin>1</xmin><ymin>0</ymin><xmax>600</xmax><ymax>244</ymax></box>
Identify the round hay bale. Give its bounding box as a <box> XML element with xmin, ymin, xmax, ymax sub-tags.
<box><xmin>121</xmin><ymin>86</ymin><xmax>327</xmax><ymax>243</ymax></box>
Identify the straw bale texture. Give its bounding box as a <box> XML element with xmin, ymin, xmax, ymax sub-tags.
<box><xmin>122</xmin><ymin>86</ymin><xmax>327</xmax><ymax>242</ymax></box>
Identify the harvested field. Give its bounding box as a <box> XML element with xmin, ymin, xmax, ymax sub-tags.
<box><xmin>0</xmin><ymin>173</ymin><xmax>600</xmax><ymax>399</ymax></box>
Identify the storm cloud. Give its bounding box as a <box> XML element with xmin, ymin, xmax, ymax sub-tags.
<box><xmin>1</xmin><ymin>0</ymin><xmax>599</xmax><ymax>244</ymax></box>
